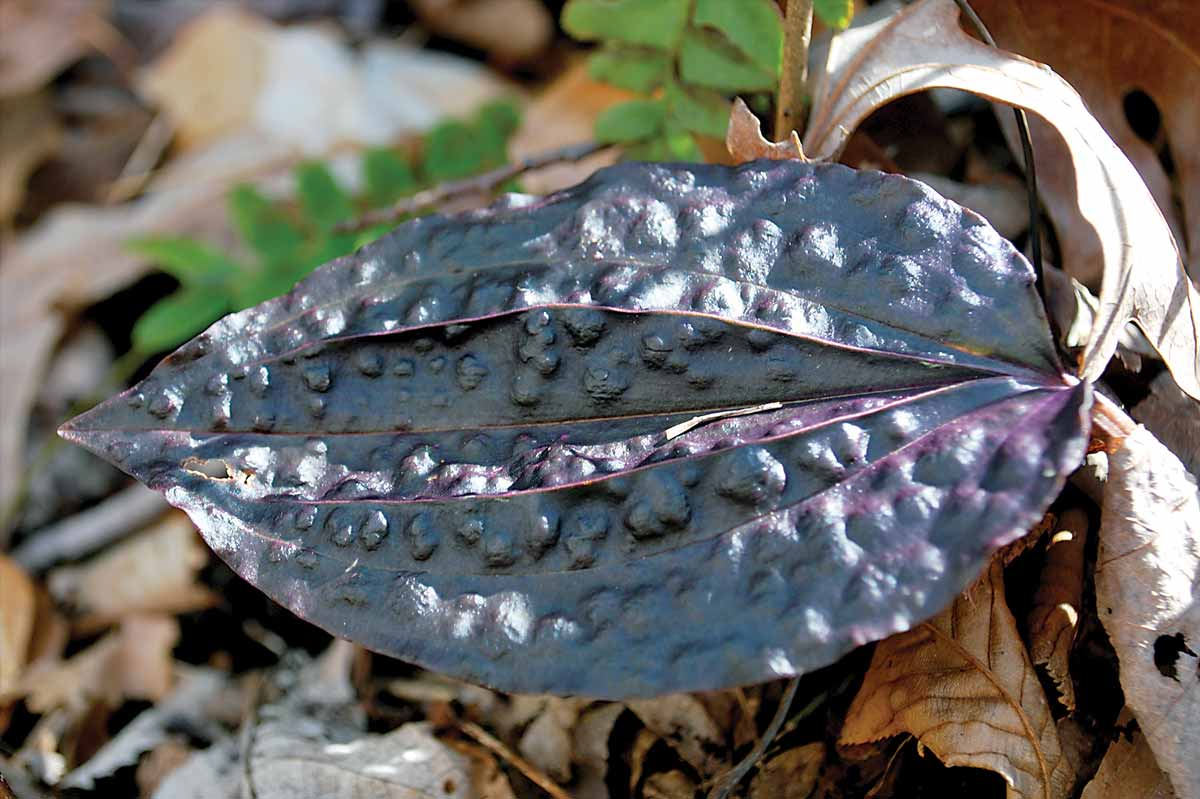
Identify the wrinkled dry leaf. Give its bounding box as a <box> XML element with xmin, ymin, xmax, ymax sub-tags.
<box><xmin>410</xmin><ymin>0</ymin><xmax>553</xmax><ymax>62</ymax></box>
<box><xmin>1081</xmin><ymin>710</ymin><xmax>1176</xmax><ymax>799</ymax></box>
<box><xmin>628</xmin><ymin>694</ymin><xmax>725</xmax><ymax>776</ymax></box>
<box><xmin>0</xmin><ymin>0</ymin><xmax>108</xmax><ymax>97</ymax></box>
<box><xmin>47</xmin><ymin>512</ymin><xmax>214</xmax><ymax>631</ymax></box>
<box><xmin>0</xmin><ymin>555</ymin><xmax>34</xmax><ymax>696</ymax></box>
<box><xmin>803</xmin><ymin>0</ymin><xmax>1200</xmax><ymax>400</ymax></box>
<box><xmin>139</xmin><ymin>5</ymin><xmax>512</xmax><ymax>154</ymax></box>
<box><xmin>643</xmin><ymin>769</ymin><xmax>695</xmax><ymax>799</ymax></box>
<box><xmin>0</xmin><ymin>91</ymin><xmax>61</xmax><ymax>224</ymax></box>
<box><xmin>1096</xmin><ymin>425</ymin><xmax>1200</xmax><ymax>799</ymax></box>
<box><xmin>840</xmin><ymin>558</ymin><xmax>1073</xmax><ymax>799</ymax></box>
<box><xmin>749</xmin><ymin>742</ymin><xmax>825</xmax><ymax>799</ymax></box>
<box><xmin>1027</xmin><ymin>507</ymin><xmax>1088</xmax><ymax>711</ymax></box>
<box><xmin>726</xmin><ymin>98</ymin><xmax>805</xmax><ymax>162</ymax></box>
<box><xmin>508</xmin><ymin>60</ymin><xmax>625</xmax><ymax>194</ymax></box>
<box><xmin>249</xmin><ymin>721</ymin><xmax>474</xmax><ymax>799</ymax></box>
<box><xmin>18</xmin><ymin>613</ymin><xmax>177</xmax><ymax>712</ymax></box>
<box><xmin>61</xmin><ymin>669</ymin><xmax>229</xmax><ymax>791</ymax></box>
<box><xmin>1133</xmin><ymin>371</ymin><xmax>1200</xmax><ymax>478</ymax></box>
<box><xmin>973</xmin><ymin>0</ymin><xmax>1200</xmax><ymax>283</ymax></box>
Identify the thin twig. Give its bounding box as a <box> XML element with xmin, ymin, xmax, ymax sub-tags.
<box><xmin>337</xmin><ymin>142</ymin><xmax>608</xmax><ymax>233</ymax></box>
<box><xmin>457</xmin><ymin>719</ymin><xmax>573</xmax><ymax>799</ymax></box>
<box><xmin>11</xmin><ymin>483</ymin><xmax>167</xmax><ymax>572</ymax></box>
<box><xmin>775</xmin><ymin>0</ymin><xmax>815</xmax><ymax>140</ymax></box>
<box><xmin>951</xmin><ymin>0</ymin><xmax>1046</xmax><ymax>309</ymax></box>
<box><xmin>708</xmin><ymin>677</ymin><xmax>800</xmax><ymax>799</ymax></box>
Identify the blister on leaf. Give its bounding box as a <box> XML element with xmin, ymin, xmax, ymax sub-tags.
<box><xmin>63</xmin><ymin>161</ymin><xmax>1091</xmax><ymax>698</ymax></box>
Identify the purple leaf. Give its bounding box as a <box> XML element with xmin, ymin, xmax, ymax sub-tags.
<box><xmin>61</xmin><ymin>161</ymin><xmax>1091</xmax><ymax>698</ymax></box>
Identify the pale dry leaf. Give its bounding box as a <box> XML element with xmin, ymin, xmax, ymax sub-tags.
<box><xmin>748</xmin><ymin>742</ymin><xmax>825</xmax><ymax>799</ymax></box>
<box><xmin>135</xmin><ymin>739</ymin><xmax>193</xmax><ymax>799</ymax></box>
<box><xmin>839</xmin><ymin>558</ymin><xmax>1074</xmax><ymax>799</ymax></box>
<box><xmin>517</xmin><ymin>696</ymin><xmax>581</xmax><ymax>783</ymax></box>
<box><xmin>508</xmin><ymin>60</ymin><xmax>625</xmax><ymax>195</ymax></box>
<box><xmin>1027</xmin><ymin>507</ymin><xmax>1089</xmax><ymax>711</ymax></box>
<box><xmin>725</xmin><ymin>98</ymin><xmax>805</xmax><ymax>163</ymax></box>
<box><xmin>571</xmin><ymin>703</ymin><xmax>624</xmax><ymax>799</ymax></box>
<box><xmin>643</xmin><ymin>769</ymin><xmax>696</xmax><ymax>799</ymax></box>
<box><xmin>61</xmin><ymin>669</ymin><xmax>229</xmax><ymax>791</ymax></box>
<box><xmin>0</xmin><ymin>91</ymin><xmax>61</xmax><ymax>224</ymax></box>
<box><xmin>972</xmin><ymin>0</ymin><xmax>1200</xmax><ymax>282</ymax></box>
<box><xmin>0</xmin><ymin>555</ymin><xmax>34</xmax><ymax>696</ymax></box>
<box><xmin>139</xmin><ymin>5</ymin><xmax>513</xmax><ymax>155</ymax></box>
<box><xmin>1096</xmin><ymin>425</ymin><xmax>1200</xmax><ymax>799</ymax></box>
<box><xmin>0</xmin><ymin>0</ymin><xmax>108</xmax><ymax>97</ymax></box>
<box><xmin>627</xmin><ymin>694</ymin><xmax>725</xmax><ymax>775</ymax></box>
<box><xmin>249</xmin><ymin>721</ymin><xmax>474</xmax><ymax>799</ymax></box>
<box><xmin>802</xmin><ymin>0</ymin><xmax>1200</xmax><ymax>400</ymax></box>
<box><xmin>1080</xmin><ymin>710</ymin><xmax>1176</xmax><ymax>799</ymax></box>
<box><xmin>18</xmin><ymin>613</ymin><xmax>178</xmax><ymax>712</ymax></box>
<box><xmin>409</xmin><ymin>0</ymin><xmax>554</xmax><ymax>62</ymax></box>
<box><xmin>1132</xmin><ymin>371</ymin><xmax>1200</xmax><ymax>478</ymax></box>
<box><xmin>47</xmin><ymin>512</ymin><xmax>214</xmax><ymax>630</ymax></box>
<box><xmin>445</xmin><ymin>740</ymin><xmax>518</xmax><ymax>799</ymax></box>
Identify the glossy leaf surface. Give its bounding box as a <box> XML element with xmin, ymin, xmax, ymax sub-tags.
<box><xmin>62</xmin><ymin>161</ymin><xmax>1091</xmax><ymax>698</ymax></box>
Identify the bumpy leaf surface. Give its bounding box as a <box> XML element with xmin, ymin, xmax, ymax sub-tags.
<box><xmin>62</xmin><ymin>161</ymin><xmax>1091</xmax><ymax>698</ymax></box>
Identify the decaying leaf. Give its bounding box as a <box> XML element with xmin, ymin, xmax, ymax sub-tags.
<box><xmin>802</xmin><ymin>0</ymin><xmax>1200</xmax><ymax>400</ymax></box>
<box><xmin>62</xmin><ymin>158</ymin><xmax>1091</xmax><ymax>699</ymax></box>
<box><xmin>840</xmin><ymin>558</ymin><xmax>1074</xmax><ymax>799</ymax></box>
<box><xmin>726</xmin><ymin>98</ymin><xmax>805</xmax><ymax>162</ymax></box>
<box><xmin>627</xmin><ymin>694</ymin><xmax>724</xmax><ymax>775</ymax></box>
<box><xmin>0</xmin><ymin>91</ymin><xmax>61</xmax><ymax>224</ymax></box>
<box><xmin>1080</xmin><ymin>710</ymin><xmax>1176</xmax><ymax>799</ymax></box>
<box><xmin>517</xmin><ymin>696</ymin><xmax>581</xmax><ymax>783</ymax></box>
<box><xmin>47</xmin><ymin>512</ymin><xmax>215</xmax><ymax>632</ymax></box>
<box><xmin>1096</xmin><ymin>426</ymin><xmax>1200</xmax><ymax>799</ymax></box>
<box><xmin>0</xmin><ymin>0</ymin><xmax>108</xmax><ymax>97</ymax></box>
<box><xmin>409</xmin><ymin>0</ymin><xmax>554</xmax><ymax>63</ymax></box>
<box><xmin>973</xmin><ymin>0</ymin><xmax>1200</xmax><ymax>282</ymax></box>
<box><xmin>1027</xmin><ymin>507</ymin><xmax>1088</xmax><ymax>711</ymax></box>
<box><xmin>1133</xmin><ymin>371</ymin><xmax>1200</xmax><ymax>478</ymax></box>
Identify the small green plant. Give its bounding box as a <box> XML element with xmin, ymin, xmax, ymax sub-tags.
<box><xmin>562</xmin><ymin>0</ymin><xmax>854</xmax><ymax>159</ymax></box>
<box><xmin>128</xmin><ymin>100</ymin><xmax>520</xmax><ymax>356</ymax></box>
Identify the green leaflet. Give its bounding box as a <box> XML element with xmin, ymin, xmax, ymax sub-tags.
<box><xmin>131</xmin><ymin>289</ymin><xmax>229</xmax><ymax>355</ymax></box>
<box><xmin>692</xmin><ymin>0</ymin><xmax>783</xmax><ymax>76</ymax></box>
<box><xmin>679</xmin><ymin>29</ymin><xmax>777</xmax><ymax>92</ymax></box>
<box><xmin>562</xmin><ymin>0</ymin><xmax>689</xmax><ymax>50</ymax></box>
<box><xmin>665</xmin><ymin>80</ymin><xmax>731</xmax><ymax>139</ymax></box>
<box><xmin>588</xmin><ymin>46</ymin><xmax>672</xmax><ymax>93</ymax></box>
<box><xmin>126</xmin><ymin>238</ymin><xmax>242</xmax><ymax>290</ymax></box>
<box><xmin>815</xmin><ymin>0</ymin><xmax>855</xmax><ymax>30</ymax></box>
<box><xmin>595</xmin><ymin>99</ymin><xmax>667</xmax><ymax>143</ymax></box>
<box><xmin>296</xmin><ymin>162</ymin><xmax>354</xmax><ymax>231</ymax></box>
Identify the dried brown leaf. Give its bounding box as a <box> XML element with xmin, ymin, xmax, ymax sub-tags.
<box><xmin>1133</xmin><ymin>371</ymin><xmax>1200</xmax><ymax>478</ymax></box>
<box><xmin>47</xmin><ymin>512</ymin><xmax>214</xmax><ymax>632</ymax></box>
<box><xmin>409</xmin><ymin>0</ymin><xmax>553</xmax><ymax>63</ymax></box>
<box><xmin>628</xmin><ymin>694</ymin><xmax>725</xmax><ymax>775</ymax></box>
<box><xmin>0</xmin><ymin>91</ymin><xmax>61</xmax><ymax>224</ymax></box>
<box><xmin>748</xmin><ymin>742</ymin><xmax>825</xmax><ymax>799</ymax></box>
<box><xmin>839</xmin><ymin>558</ymin><xmax>1074</xmax><ymax>799</ymax></box>
<box><xmin>0</xmin><ymin>0</ymin><xmax>108</xmax><ymax>97</ymax></box>
<box><xmin>1080</xmin><ymin>711</ymin><xmax>1176</xmax><ymax>799</ymax></box>
<box><xmin>1096</xmin><ymin>425</ymin><xmax>1200</xmax><ymax>799</ymax></box>
<box><xmin>0</xmin><ymin>555</ymin><xmax>34</xmax><ymax>697</ymax></box>
<box><xmin>972</xmin><ymin>0</ymin><xmax>1200</xmax><ymax>283</ymax></box>
<box><xmin>726</xmin><ymin>98</ymin><xmax>805</xmax><ymax>163</ymax></box>
<box><xmin>802</xmin><ymin>0</ymin><xmax>1200</xmax><ymax>400</ymax></box>
<box><xmin>1027</xmin><ymin>507</ymin><xmax>1089</xmax><ymax>711</ymax></box>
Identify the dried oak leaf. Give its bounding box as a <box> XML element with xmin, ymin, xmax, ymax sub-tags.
<box><xmin>1096</xmin><ymin>426</ymin><xmax>1200</xmax><ymax>799</ymax></box>
<box><xmin>63</xmin><ymin>159</ymin><xmax>1090</xmax><ymax>699</ymax></box>
<box><xmin>802</xmin><ymin>0</ymin><xmax>1200</xmax><ymax>401</ymax></box>
<box><xmin>839</xmin><ymin>558</ymin><xmax>1074</xmax><ymax>799</ymax></box>
<box><xmin>973</xmin><ymin>0</ymin><xmax>1200</xmax><ymax>283</ymax></box>
<box><xmin>726</xmin><ymin>98</ymin><xmax>806</xmax><ymax>163</ymax></box>
<box><xmin>1026</xmin><ymin>507</ymin><xmax>1088</xmax><ymax>711</ymax></box>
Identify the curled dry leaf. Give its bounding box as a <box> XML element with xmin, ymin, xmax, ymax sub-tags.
<box><xmin>1080</xmin><ymin>710</ymin><xmax>1176</xmax><ymax>799</ymax></box>
<box><xmin>1096</xmin><ymin>426</ymin><xmax>1200</xmax><ymax>799</ymax></box>
<box><xmin>802</xmin><ymin>0</ymin><xmax>1200</xmax><ymax>400</ymax></box>
<box><xmin>839</xmin><ymin>558</ymin><xmax>1074</xmax><ymax>799</ymax></box>
<box><xmin>1027</xmin><ymin>507</ymin><xmax>1088</xmax><ymax>711</ymax></box>
<box><xmin>748</xmin><ymin>742</ymin><xmax>825</xmax><ymax>799</ymax></box>
<box><xmin>725</xmin><ymin>98</ymin><xmax>805</xmax><ymax>163</ymax></box>
<box><xmin>972</xmin><ymin>0</ymin><xmax>1200</xmax><ymax>282</ymax></box>
<box><xmin>47</xmin><ymin>512</ymin><xmax>215</xmax><ymax>631</ymax></box>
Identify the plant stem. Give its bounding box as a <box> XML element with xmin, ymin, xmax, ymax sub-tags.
<box><xmin>775</xmin><ymin>0</ymin><xmax>815</xmax><ymax>140</ymax></box>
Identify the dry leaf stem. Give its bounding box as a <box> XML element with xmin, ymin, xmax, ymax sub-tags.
<box><xmin>775</xmin><ymin>0</ymin><xmax>815</xmax><ymax>139</ymax></box>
